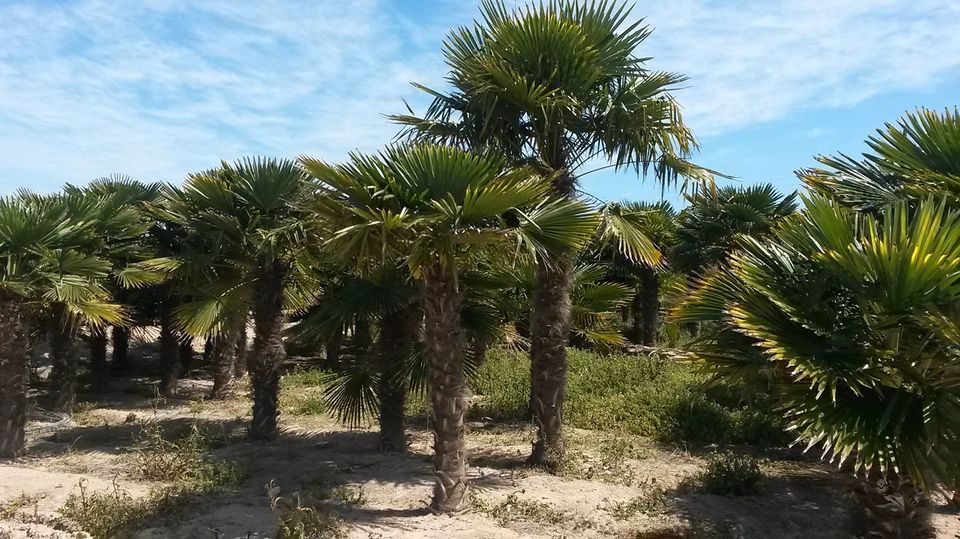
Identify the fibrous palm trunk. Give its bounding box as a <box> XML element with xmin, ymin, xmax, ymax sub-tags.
<box><xmin>377</xmin><ymin>302</ymin><xmax>420</xmax><ymax>452</ymax></box>
<box><xmin>210</xmin><ymin>319</ymin><xmax>242</xmax><ymax>399</ymax></box>
<box><xmin>178</xmin><ymin>337</ymin><xmax>194</xmax><ymax>377</ymax></box>
<box><xmin>234</xmin><ymin>322</ymin><xmax>248</xmax><ymax>379</ymax></box>
<box><xmin>528</xmin><ymin>157</ymin><xmax>576</xmax><ymax>470</ymax></box>
<box><xmin>325</xmin><ymin>325</ymin><xmax>343</xmax><ymax>368</ymax></box>
<box><xmin>528</xmin><ymin>254</ymin><xmax>575</xmax><ymax>471</ymax></box>
<box><xmin>48</xmin><ymin>322</ymin><xmax>78</xmax><ymax>413</ymax></box>
<box><xmin>250</xmin><ymin>262</ymin><xmax>287</xmax><ymax>439</ymax></box>
<box><xmin>202</xmin><ymin>337</ymin><xmax>214</xmax><ymax>366</ymax></box>
<box><xmin>638</xmin><ymin>266</ymin><xmax>659</xmax><ymax>347</ymax></box>
<box><xmin>423</xmin><ymin>263</ymin><xmax>469</xmax><ymax>512</ymax></box>
<box><xmin>852</xmin><ymin>474</ymin><xmax>934</xmax><ymax>538</ymax></box>
<box><xmin>158</xmin><ymin>302</ymin><xmax>179</xmax><ymax>397</ymax></box>
<box><xmin>89</xmin><ymin>327</ymin><xmax>108</xmax><ymax>392</ymax></box>
<box><xmin>0</xmin><ymin>299</ymin><xmax>29</xmax><ymax>458</ymax></box>
<box><xmin>111</xmin><ymin>326</ymin><xmax>130</xmax><ymax>369</ymax></box>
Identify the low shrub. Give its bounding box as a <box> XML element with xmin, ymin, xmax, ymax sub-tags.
<box><xmin>692</xmin><ymin>451</ymin><xmax>765</xmax><ymax>496</ymax></box>
<box><xmin>470</xmin><ymin>348</ymin><xmax>786</xmax><ymax>447</ymax></box>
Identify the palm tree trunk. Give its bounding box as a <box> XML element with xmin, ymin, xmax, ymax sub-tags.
<box><xmin>423</xmin><ymin>263</ymin><xmax>469</xmax><ymax>512</ymax></box>
<box><xmin>210</xmin><ymin>319</ymin><xmax>242</xmax><ymax>399</ymax></box>
<box><xmin>178</xmin><ymin>337</ymin><xmax>194</xmax><ymax>377</ymax></box>
<box><xmin>158</xmin><ymin>302</ymin><xmax>179</xmax><ymax>397</ymax></box>
<box><xmin>0</xmin><ymin>298</ymin><xmax>29</xmax><ymax>458</ymax></box>
<box><xmin>325</xmin><ymin>325</ymin><xmax>343</xmax><ymax>368</ymax></box>
<box><xmin>630</xmin><ymin>291</ymin><xmax>643</xmax><ymax>344</ymax></box>
<box><xmin>234</xmin><ymin>322</ymin><xmax>248</xmax><ymax>378</ymax></box>
<box><xmin>89</xmin><ymin>326</ymin><xmax>108</xmax><ymax>392</ymax></box>
<box><xmin>111</xmin><ymin>326</ymin><xmax>130</xmax><ymax>369</ymax></box>
<box><xmin>639</xmin><ymin>267</ymin><xmax>659</xmax><ymax>347</ymax></box>
<box><xmin>377</xmin><ymin>302</ymin><xmax>420</xmax><ymax>452</ymax></box>
<box><xmin>48</xmin><ymin>322</ymin><xmax>78</xmax><ymax>413</ymax></box>
<box><xmin>202</xmin><ymin>337</ymin><xmax>214</xmax><ymax>366</ymax></box>
<box><xmin>528</xmin><ymin>254</ymin><xmax>574</xmax><ymax>471</ymax></box>
<box><xmin>250</xmin><ymin>261</ymin><xmax>287</xmax><ymax>439</ymax></box>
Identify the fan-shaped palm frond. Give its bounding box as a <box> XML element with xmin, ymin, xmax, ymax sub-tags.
<box><xmin>675</xmin><ymin>194</ymin><xmax>960</xmax><ymax>488</ymax></box>
<box><xmin>802</xmin><ymin>108</ymin><xmax>960</xmax><ymax>210</ymax></box>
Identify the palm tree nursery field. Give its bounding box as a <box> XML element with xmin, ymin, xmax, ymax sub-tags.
<box><xmin>2</xmin><ymin>1</ymin><xmax>960</xmax><ymax>538</ymax></box>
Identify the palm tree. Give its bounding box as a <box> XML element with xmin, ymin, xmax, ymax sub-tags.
<box><xmin>289</xmin><ymin>270</ymin><xmax>421</xmax><ymax>451</ymax></box>
<box><xmin>150</xmin><ymin>158</ymin><xmax>314</xmax><ymax>436</ymax></box>
<box><xmin>675</xmin><ymin>195</ymin><xmax>960</xmax><ymax>530</ymax></box>
<box><xmin>802</xmin><ymin>107</ymin><xmax>960</xmax><ymax>210</ymax></box>
<box><xmin>391</xmin><ymin>0</ymin><xmax>708</xmax><ymax>468</ymax></box>
<box><xmin>600</xmin><ymin>201</ymin><xmax>676</xmax><ymax>346</ymax></box>
<box><xmin>24</xmin><ymin>189</ymin><xmax>146</xmax><ymax>412</ymax></box>
<box><xmin>671</xmin><ymin>184</ymin><xmax>797</xmax><ymax>276</ymax></box>
<box><xmin>0</xmin><ymin>193</ymin><xmax>126</xmax><ymax>455</ymax></box>
<box><xmin>64</xmin><ymin>177</ymin><xmax>162</xmax><ymax>390</ymax></box>
<box><xmin>301</xmin><ymin>143</ymin><xmax>598</xmax><ymax>512</ymax></box>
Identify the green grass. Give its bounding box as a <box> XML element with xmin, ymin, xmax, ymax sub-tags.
<box><xmin>470</xmin><ymin>348</ymin><xmax>786</xmax><ymax>447</ymax></box>
<box><xmin>280</xmin><ymin>369</ymin><xmax>328</xmax><ymax>416</ymax></box>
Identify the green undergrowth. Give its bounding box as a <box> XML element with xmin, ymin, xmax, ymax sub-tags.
<box><xmin>470</xmin><ymin>348</ymin><xmax>786</xmax><ymax>447</ymax></box>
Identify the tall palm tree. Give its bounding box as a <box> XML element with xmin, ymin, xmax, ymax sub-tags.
<box><xmin>0</xmin><ymin>193</ymin><xmax>126</xmax><ymax>456</ymax></box>
<box><xmin>675</xmin><ymin>196</ymin><xmax>960</xmax><ymax>510</ymax></box>
<box><xmin>301</xmin><ymin>143</ymin><xmax>598</xmax><ymax>512</ymax></box>
<box><xmin>391</xmin><ymin>0</ymin><xmax>708</xmax><ymax>468</ymax></box>
<box><xmin>149</xmin><ymin>159</ymin><xmax>314</xmax><ymax>436</ymax></box>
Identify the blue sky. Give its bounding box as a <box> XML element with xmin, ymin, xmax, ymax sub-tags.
<box><xmin>0</xmin><ymin>0</ymin><xmax>958</xmax><ymax>207</ymax></box>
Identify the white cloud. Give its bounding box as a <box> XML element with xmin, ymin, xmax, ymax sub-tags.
<box><xmin>0</xmin><ymin>0</ymin><xmax>454</xmax><ymax>191</ymax></box>
<box><xmin>0</xmin><ymin>0</ymin><xmax>957</xmax><ymax>192</ymax></box>
<box><xmin>638</xmin><ymin>0</ymin><xmax>960</xmax><ymax>135</ymax></box>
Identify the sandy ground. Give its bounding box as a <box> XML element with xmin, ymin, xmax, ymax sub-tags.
<box><xmin>2</xmin><ymin>367</ymin><xmax>960</xmax><ymax>538</ymax></box>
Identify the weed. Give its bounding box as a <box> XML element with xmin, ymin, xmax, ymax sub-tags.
<box><xmin>187</xmin><ymin>399</ymin><xmax>208</xmax><ymax>415</ymax></box>
<box><xmin>0</xmin><ymin>493</ymin><xmax>43</xmax><ymax>522</ymax></box>
<box><xmin>129</xmin><ymin>423</ymin><xmax>242</xmax><ymax>493</ymax></box>
<box><xmin>688</xmin><ymin>452</ymin><xmax>764</xmax><ymax>496</ymax></box>
<box><xmin>297</xmin><ymin>479</ymin><xmax>367</xmax><ymax>507</ymax></box>
<box><xmin>267</xmin><ymin>480</ymin><xmax>348</xmax><ymax>539</ymax></box>
<box><xmin>560</xmin><ymin>448</ymin><xmax>637</xmax><ymax>486</ymax></box>
<box><xmin>606</xmin><ymin>482</ymin><xmax>666</xmax><ymax>520</ymax></box>
<box><xmin>476</xmin><ymin>492</ymin><xmax>567</xmax><ymax>526</ymax></box>
<box><xmin>71</xmin><ymin>401</ymin><xmax>102</xmax><ymax>426</ymax></box>
<box><xmin>57</xmin><ymin>479</ymin><xmax>150</xmax><ymax>539</ymax></box>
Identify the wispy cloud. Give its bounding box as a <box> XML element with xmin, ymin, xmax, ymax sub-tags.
<box><xmin>0</xmin><ymin>0</ymin><xmax>458</xmax><ymax>190</ymax></box>
<box><xmin>0</xmin><ymin>0</ymin><xmax>957</xmax><ymax>192</ymax></box>
<box><xmin>639</xmin><ymin>0</ymin><xmax>960</xmax><ymax>136</ymax></box>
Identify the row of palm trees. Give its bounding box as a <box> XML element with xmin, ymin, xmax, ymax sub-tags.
<box><xmin>2</xmin><ymin>0</ymin><xmax>957</xmax><ymax>520</ymax></box>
